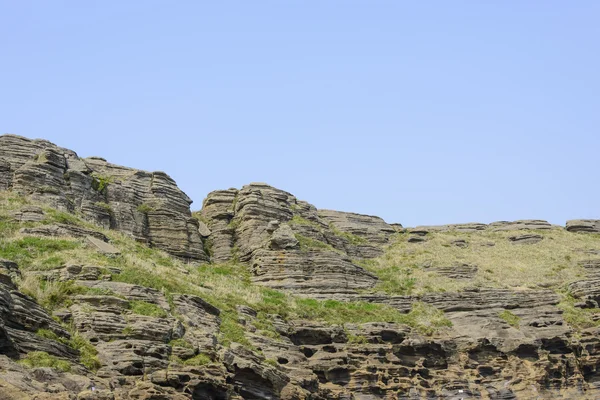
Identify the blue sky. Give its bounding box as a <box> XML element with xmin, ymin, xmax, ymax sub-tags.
<box><xmin>1</xmin><ymin>1</ymin><xmax>598</xmax><ymax>227</ymax></box>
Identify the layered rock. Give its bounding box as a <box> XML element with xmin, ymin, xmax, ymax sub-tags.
<box><xmin>200</xmin><ymin>183</ymin><xmax>397</xmax><ymax>297</ymax></box>
<box><xmin>0</xmin><ymin>134</ymin><xmax>207</xmax><ymax>261</ymax></box>
<box><xmin>567</xmin><ymin>219</ymin><xmax>600</xmax><ymax>233</ymax></box>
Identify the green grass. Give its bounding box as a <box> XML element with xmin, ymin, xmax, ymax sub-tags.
<box><xmin>36</xmin><ymin>329</ymin><xmax>100</xmax><ymax>371</ymax></box>
<box><xmin>295</xmin><ymin>234</ymin><xmax>336</xmax><ymax>252</ymax></box>
<box><xmin>293</xmin><ymin>299</ymin><xmax>451</xmax><ymax>335</ymax></box>
<box><xmin>182</xmin><ymin>353</ymin><xmax>212</xmax><ymax>366</ymax></box>
<box><xmin>289</xmin><ymin>215</ymin><xmax>321</xmax><ymax>229</ymax></box>
<box><xmin>558</xmin><ymin>294</ymin><xmax>600</xmax><ymax>330</ymax></box>
<box><xmin>136</xmin><ymin>203</ymin><xmax>155</xmax><ymax>214</ymax></box>
<box><xmin>0</xmin><ymin>237</ymin><xmax>80</xmax><ymax>269</ymax></box>
<box><xmin>129</xmin><ymin>300</ymin><xmax>168</xmax><ymax>318</ymax></box>
<box><xmin>45</xmin><ymin>209</ymin><xmax>82</xmax><ymax>225</ymax></box>
<box><xmin>21</xmin><ymin>278</ymin><xmax>89</xmax><ymax>311</ymax></box>
<box><xmin>69</xmin><ymin>333</ymin><xmax>101</xmax><ymax>371</ymax></box>
<box><xmin>91</xmin><ymin>173</ymin><xmax>113</xmax><ymax>194</ymax></box>
<box><xmin>219</xmin><ymin>313</ymin><xmax>253</xmax><ymax>348</ymax></box>
<box><xmin>498</xmin><ymin>310</ymin><xmax>521</xmax><ymax>328</ymax></box>
<box><xmin>329</xmin><ymin>224</ymin><xmax>367</xmax><ymax>245</ymax></box>
<box><xmin>19</xmin><ymin>351</ymin><xmax>71</xmax><ymax>372</ymax></box>
<box><xmin>94</xmin><ymin>202</ymin><xmax>112</xmax><ymax>214</ymax></box>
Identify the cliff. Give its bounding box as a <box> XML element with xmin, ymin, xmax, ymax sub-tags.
<box><xmin>0</xmin><ymin>134</ymin><xmax>599</xmax><ymax>399</ymax></box>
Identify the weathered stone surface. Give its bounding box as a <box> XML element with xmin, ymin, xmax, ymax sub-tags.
<box><xmin>269</xmin><ymin>224</ymin><xmax>299</xmax><ymax>250</ymax></box>
<box><xmin>451</xmin><ymin>239</ymin><xmax>468</xmax><ymax>248</ymax></box>
<box><xmin>489</xmin><ymin>219</ymin><xmax>553</xmax><ymax>231</ymax></box>
<box><xmin>75</xmin><ymin>281</ymin><xmax>170</xmax><ymax>309</ymax></box>
<box><xmin>11</xmin><ymin>206</ymin><xmax>45</xmax><ymax>222</ymax></box>
<box><xmin>85</xmin><ymin>236</ymin><xmax>120</xmax><ymax>255</ymax></box>
<box><xmin>508</xmin><ymin>234</ymin><xmax>543</xmax><ymax>244</ymax></box>
<box><xmin>429</xmin><ymin>263</ymin><xmax>478</xmax><ymax>279</ymax></box>
<box><xmin>20</xmin><ymin>224</ymin><xmax>108</xmax><ymax>242</ymax></box>
<box><xmin>221</xmin><ymin>343</ymin><xmax>290</xmax><ymax>399</ymax></box>
<box><xmin>317</xmin><ymin>209</ymin><xmax>395</xmax><ymax>252</ymax></box>
<box><xmin>0</xmin><ymin>134</ymin><xmax>207</xmax><ymax>261</ymax></box>
<box><xmin>199</xmin><ymin>183</ymin><xmax>391</xmax><ymax>296</ymax></box>
<box><xmin>171</xmin><ymin>294</ymin><xmax>220</xmax><ymax>355</ymax></box>
<box><xmin>567</xmin><ymin>219</ymin><xmax>600</xmax><ymax>233</ymax></box>
<box><xmin>0</xmin><ymin>264</ymin><xmax>75</xmax><ymax>362</ymax></box>
<box><xmin>200</xmin><ymin>189</ymin><xmax>238</xmax><ymax>263</ymax></box>
<box><xmin>251</xmin><ymin>249</ymin><xmax>377</xmax><ymax>296</ymax></box>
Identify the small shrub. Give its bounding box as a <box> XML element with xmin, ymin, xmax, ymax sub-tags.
<box><xmin>228</xmin><ymin>218</ymin><xmax>241</xmax><ymax>231</ymax></box>
<box><xmin>91</xmin><ymin>174</ymin><xmax>113</xmax><ymax>194</ymax></box>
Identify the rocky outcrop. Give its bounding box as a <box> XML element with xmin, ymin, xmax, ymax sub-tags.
<box><xmin>200</xmin><ymin>183</ymin><xmax>396</xmax><ymax>297</ymax></box>
<box><xmin>0</xmin><ymin>135</ymin><xmax>207</xmax><ymax>261</ymax></box>
<box><xmin>567</xmin><ymin>219</ymin><xmax>600</xmax><ymax>233</ymax></box>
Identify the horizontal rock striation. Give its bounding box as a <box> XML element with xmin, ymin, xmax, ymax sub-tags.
<box><xmin>200</xmin><ymin>183</ymin><xmax>397</xmax><ymax>297</ymax></box>
<box><xmin>0</xmin><ymin>135</ymin><xmax>207</xmax><ymax>261</ymax></box>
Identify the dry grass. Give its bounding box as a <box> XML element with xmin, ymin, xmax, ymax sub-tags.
<box><xmin>366</xmin><ymin>229</ymin><xmax>600</xmax><ymax>295</ymax></box>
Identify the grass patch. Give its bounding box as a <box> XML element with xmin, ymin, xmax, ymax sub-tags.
<box><xmin>0</xmin><ymin>237</ymin><xmax>80</xmax><ymax>269</ymax></box>
<box><xmin>369</xmin><ymin>228</ymin><xmax>599</xmax><ymax>295</ymax></box>
<box><xmin>182</xmin><ymin>353</ymin><xmax>212</xmax><ymax>366</ymax></box>
<box><xmin>45</xmin><ymin>209</ymin><xmax>81</xmax><ymax>225</ymax></box>
<box><xmin>129</xmin><ymin>300</ymin><xmax>168</xmax><ymax>318</ymax></box>
<box><xmin>19</xmin><ymin>351</ymin><xmax>71</xmax><ymax>372</ymax></box>
<box><xmin>289</xmin><ymin>215</ymin><xmax>321</xmax><ymax>229</ymax></box>
<box><xmin>136</xmin><ymin>203</ymin><xmax>155</xmax><ymax>214</ymax></box>
<box><xmin>329</xmin><ymin>224</ymin><xmax>367</xmax><ymax>245</ymax></box>
<box><xmin>294</xmin><ymin>299</ymin><xmax>451</xmax><ymax>335</ymax></box>
<box><xmin>498</xmin><ymin>310</ymin><xmax>521</xmax><ymax>328</ymax></box>
<box><xmin>20</xmin><ymin>278</ymin><xmax>88</xmax><ymax>311</ymax></box>
<box><xmin>219</xmin><ymin>313</ymin><xmax>253</xmax><ymax>348</ymax></box>
<box><xmin>295</xmin><ymin>234</ymin><xmax>335</xmax><ymax>252</ymax></box>
<box><xmin>94</xmin><ymin>202</ymin><xmax>112</xmax><ymax>214</ymax></box>
<box><xmin>70</xmin><ymin>333</ymin><xmax>101</xmax><ymax>371</ymax></box>
<box><xmin>558</xmin><ymin>294</ymin><xmax>600</xmax><ymax>330</ymax></box>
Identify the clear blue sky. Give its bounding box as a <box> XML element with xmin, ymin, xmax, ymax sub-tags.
<box><xmin>1</xmin><ymin>1</ymin><xmax>598</xmax><ymax>227</ymax></box>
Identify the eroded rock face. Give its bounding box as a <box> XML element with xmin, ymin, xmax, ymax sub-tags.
<box><xmin>567</xmin><ymin>219</ymin><xmax>600</xmax><ymax>233</ymax></box>
<box><xmin>0</xmin><ymin>135</ymin><xmax>207</xmax><ymax>261</ymax></box>
<box><xmin>200</xmin><ymin>183</ymin><xmax>396</xmax><ymax>297</ymax></box>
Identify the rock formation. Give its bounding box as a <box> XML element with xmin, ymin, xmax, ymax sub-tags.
<box><xmin>1</xmin><ymin>134</ymin><xmax>600</xmax><ymax>399</ymax></box>
<box><xmin>0</xmin><ymin>134</ymin><xmax>207</xmax><ymax>261</ymax></box>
